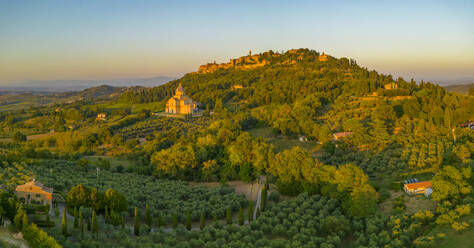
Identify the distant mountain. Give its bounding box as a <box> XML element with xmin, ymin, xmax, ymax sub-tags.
<box><xmin>443</xmin><ymin>83</ymin><xmax>474</xmax><ymax>95</ymax></box>
<box><xmin>56</xmin><ymin>85</ymin><xmax>126</xmax><ymax>100</ymax></box>
<box><xmin>0</xmin><ymin>76</ymin><xmax>175</xmax><ymax>93</ymax></box>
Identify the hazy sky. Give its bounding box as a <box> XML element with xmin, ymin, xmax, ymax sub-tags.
<box><xmin>1</xmin><ymin>0</ymin><xmax>473</xmax><ymax>85</ymax></box>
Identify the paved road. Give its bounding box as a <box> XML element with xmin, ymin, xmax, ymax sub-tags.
<box><xmin>253</xmin><ymin>175</ymin><xmax>266</xmax><ymax>220</ymax></box>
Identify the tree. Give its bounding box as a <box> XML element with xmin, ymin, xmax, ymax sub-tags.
<box><xmin>248</xmin><ymin>200</ymin><xmax>253</xmax><ymax>222</ymax></box>
<box><xmin>157</xmin><ymin>211</ymin><xmax>163</xmax><ymax>228</ymax></box>
<box><xmin>73</xmin><ymin>207</ymin><xmax>79</xmax><ymax>229</ymax></box>
<box><xmin>22</xmin><ymin>213</ymin><xmax>28</xmax><ymax>232</ymax></box>
<box><xmin>92</xmin><ymin>210</ymin><xmax>98</xmax><ymax>239</ymax></box>
<box><xmin>172</xmin><ymin>212</ymin><xmax>178</xmax><ymax>228</ymax></box>
<box><xmin>67</xmin><ymin>184</ymin><xmax>90</xmax><ymax>209</ymax></box>
<box><xmin>12</xmin><ymin>131</ymin><xmax>27</xmax><ymax>143</ymax></box>
<box><xmin>261</xmin><ymin>185</ymin><xmax>268</xmax><ymax>211</ymax></box>
<box><xmin>89</xmin><ymin>187</ymin><xmax>104</xmax><ymax>211</ymax></box>
<box><xmin>145</xmin><ymin>203</ymin><xmax>151</xmax><ymax>226</ymax></box>
<box><xmin>238</xmin><ymin>206</ymin><xmax>244</xmax><ymax>225</ymax></box>
<box><xmin>14</xmin><ymin>205</ymin><xmax>25</xmax><ymax>231</ymax></box>
<box><xmin>62</xmin><ymin>209</ymin><xmax>68</xmax><ymax>236</ymax></box>
<box><xmin>104</xmin><ymin>188</ymin><xmax>128</xmax><ymax>213</ymax></box>
<box><xmin>432</xmin><ymin>165</ymin><xmax>471</xmax><ymax>202</ymax></box>
<box><xmin>185</xmin><ymin>210</ymin><xmax>191</xmax><ymax>230</ymax></box>
<box><xmin>134</xmin><ymin>207</ymin><xmax>139</xmax><ymax>236</ymax></box>
<box><xmin>226</xmin><ymin>207</ymin><xmax>232</xmax><ymax>225</ymax></box>
<box><xmin>79</xmin><ymin>211</ymin><xmax>84</xmax><ymax>239</ymax></box>
<box><xmin>200</xmin><ymin>211</ymin><xmax>205</xmax><ymax>230</ymax></box>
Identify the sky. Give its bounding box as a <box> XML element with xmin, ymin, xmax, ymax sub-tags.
<box><xmin>0</xmin><ymin>0</ymin><xmax>473</xmax><ymax>86</ymax></box>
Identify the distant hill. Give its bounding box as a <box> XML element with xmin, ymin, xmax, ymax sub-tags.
<box><xmin>0</xmin><ymin>76</ymin><xmax>175</xmax><ymax>93</ymax></box>
<box><xmin>57</xmin><ymin>85</ymin><xmax>125</xmax><ymax>100</ymax></box>
<box><xmin>443</xmin><ymin>83</ymin><xmax>474</xmax><ymax>94</ymax></box>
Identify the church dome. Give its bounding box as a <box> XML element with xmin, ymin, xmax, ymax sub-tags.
<box><xmin>176</xmin><ymin>83</ymin><xmax>185</xmax><ymax>95</ymax></box>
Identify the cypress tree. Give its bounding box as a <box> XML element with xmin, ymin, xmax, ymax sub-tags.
<box><xmin>73</xmin><ymin>207</ymin><xmax>79</xmax><ymax>229</ymax></box>
<box><xmin>199</xmin><ymin>211</ymin><xmax>205</xmax><ymax>230</ymax></box>
<box><xmin>226</xmin><ymin>207</ymin><xmax>232</xmax><ymax>225</ymax></box>
<box><xmin>87</xmin><ymin>214</ymin><xmax>91</xmax><ymax>231</ymax></box>
<box><xmin>185</xmin><ymin>210</ymin><xmax>191</xmax><ymax>230</ymax></box>
<box><xmin>121</xmin><ymin>215</ymin><xmax>125</xmax><ymax>229</ymax></box>
<box><xmin>256</xmin><ymin>207</ymin><xmax>260</xmax><ymax>218</ymax></box>
<box><xmin>261</xmin><ymin>184</ymin><xmax>268</xmax><ymax>212</ymax></box>
<box><xmin>62</xmin><ymin>209</ymin><xmax>68</xmax><ymax>236</ymax></box>
<box><xmin>104</xmin><ymin>206</ymin><xmax>109</xmax><ymax>224</ymax></box>
<box><xmin>212</xmin><ymin>211</ymin><xmax>218</xmax><ymax>226</ymax></box>
<box><xmin>133</xmin><ymin>207</ymin><xmax>139</xmax><ymax>236</ymax></box>
<box><xmin>22</xmin><ymin>213</ymin><xmax>28</xmax><ymax>232</ymax></box>
<box><xmin>248</xmin><ymin>200</ymin><xmax>253</xmax><ymax>222</ymax></box>
<box><xmin>46</xmin><ymin>212</ymin><xmax>50</xmax><ymax>225</ymax></box>
<box><xmin>92</xmin><ymin>210</ymin><xmax>98</xmax><ymax>239</ymax></box>
<box><xmin>172</xmin><ymin>212</ymin><xmax>178</xmax><ymax>228</ymax></box>
<box><xmin>238</xmin><ymin>206</ymin><xmax>244</xmax><ymax>225</ymax></box>
<box><xmin>145</xmin><ymin>203</ymin><xmax>151</xmax><ymax>226</ymax></box>
<box><xmin>79</xmin><ymin>211</ymin><xmax>84</xmax><ymax>239</ymax></box>
<box><xmin>157</xmin><ymin>211</ymin><xmax>163</xmax><ymax>228</ymax></box>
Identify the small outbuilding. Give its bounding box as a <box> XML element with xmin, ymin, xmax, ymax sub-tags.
<box><xmin>403</xmin><ymin>180</ymin><xmax>432</xmax><ymax>196</ymax></box>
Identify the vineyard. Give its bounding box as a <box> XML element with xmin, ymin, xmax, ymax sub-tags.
<box><xmin>16</xmin><ymin>159</ymin><xmax>247</xmax><ymax>222</ymax></box>
<box><xmin>55</xmin><ymin>193</ymin><xmax>439</xmax><ymax>247</ymax></box>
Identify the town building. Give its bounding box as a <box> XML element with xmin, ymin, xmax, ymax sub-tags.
<box><xmin>15</xmin><ymin>180</ymin><xmax>53</xmax><ymax>209</ymax></box>
<box><xmin>318</xmin><ymin>52</ymin><xmax>329</xmax><ymax>62</ymax></box>
<box><xmin>403</xmin><ymin>181</ymin><xmax>432</xmax><ymax>196</ymax></box>
<box><xmin>165</xmin><ymin>83</ymin><xmax>198</xmax><ymax>114</ymax></box>
<box><xmin>384</xmin><ymin>82</ymin><xmax>398</xmax><ymax>90</ymax></box>
<box><xmin>96</xmin><ymin>113</ymin><xmax>107</xmax><ymax>121</ymax></box>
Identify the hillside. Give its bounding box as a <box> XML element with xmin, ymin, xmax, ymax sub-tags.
<box><xmin>443</xmin><ymin>83</ymin><xmax>474</xmax><ymax>95</ymax></box>
<box><xmin>0</xmin><ymin>48</ymin><xmax>472</xmax><ymax>248</ymax></box>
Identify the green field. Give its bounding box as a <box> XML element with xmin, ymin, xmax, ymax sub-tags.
<box><xmin>248</xmin><ymin>127</ymin><xmax>319</xmax><ymax>153</ymax></box>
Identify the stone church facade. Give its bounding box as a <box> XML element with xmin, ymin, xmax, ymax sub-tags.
<box><xmin>165</xmin><ymin>83</ymin><xmax>198</xmax><ymax>114</ymax></box>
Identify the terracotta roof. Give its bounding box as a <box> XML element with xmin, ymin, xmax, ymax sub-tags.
<box><xmin>404</xmin><ymin>181</ymin><xmax>432</xmax><ymax>190</ymax></box>
<box><xmin>16</xmin><ymin>181</ymin><xmax>53</xmax><ymax>194</ymax></box>
<box><xmin>333</xmin><ymin>132</ymin><xmax>353</xmax><ymax>138</ymax></box>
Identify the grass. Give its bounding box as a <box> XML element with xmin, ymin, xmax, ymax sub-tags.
<box><xmin>248</xmin><ymin>127</ymin><xmax>318</xmax><ymax>153</ymax></box>
<box><xmin>427</xmin><ymin>213</ymin><xmax>474</xmax><ymax>248</ymax></box>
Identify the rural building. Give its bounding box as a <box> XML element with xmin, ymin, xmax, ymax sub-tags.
<box><xmin>318</xmin><ymin>52</ymin><xmax>329</xmax><ymax>61</ymax></box>
<box><xmin>384</xmin><ymin>82</ymin><xmax>398</xmax><ymax>90</ymax></box>
<box><xmin>15</xmin><ymin>180</ymin><xmax>53</xmax><ymax>209</ymax></box>
<box><xmin>96</xmin><ymin>113</ymin><xmax>107</xmax><ymax>121</ymax></box>
<box><xmin>403</xmin><ymin>181</ymin><xmax>432</xmax><ymax>196</ymax></box>
<box><xmin>165</xmin><ymin>83</ymin><xmax>198</xmax><ymax>114</ymax></box>
<box><xmin>231</xmin><ymin>85</ymin><xmax>243</xmax><ymax>90</ymax></box>
<box><xmin>332</xmin><ymin>132</ymin><xmax>353</xmax><ymax>141</ymax></box>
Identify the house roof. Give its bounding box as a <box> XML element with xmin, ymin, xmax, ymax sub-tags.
<box><xmin>404</xmin><ymin>181</ymin><xmax>432</xmax><ymax>190</ymax></box>
<box><xmin>333</xmin><ymin>132</ymin><xmax>353</xmax><ymax>138</ymax></box>
<box><xmin>16</xmin><ymin>180</ymin><xmax>53</xmax><ymax>194</ymax></box>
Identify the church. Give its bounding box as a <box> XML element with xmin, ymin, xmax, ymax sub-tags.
<box><xmin>165</xmin><ymin>83</ymin><xmax>198</xmax><ymax>114</ymax></box>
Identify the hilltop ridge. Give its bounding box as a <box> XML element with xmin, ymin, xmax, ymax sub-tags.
<box><xmin>193</xmin><ymin>48</ymin><xmax>332</xmax><ymax>74</ymax></box>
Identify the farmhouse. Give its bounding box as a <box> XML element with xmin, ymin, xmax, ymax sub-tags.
<box><xmin>403</xmin><ymin>181</ymin><xmax>432</xmax><ymax>196</ymax></box>
<box><xmin>332</xmin><ymin>132</ymin><xmax>353</xmax><ymax>141</ymax></box>
<box><xmin>15</xmin><ymin>180</ymin><xmax>53</xmax><ymax>209</ymax></box>
<box><xmin>96</xmin><ymin>113</ymin><xmax>107</xmax><ymax>121</ymax></box>
<box><xmin>165</xmin><ymin>83</ymin><xmax>198</xmax><ymax>114</ymax></box>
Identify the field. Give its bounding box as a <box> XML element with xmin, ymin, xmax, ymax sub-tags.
<box><xmin>248</xmin><ymin>127</ymin><xmax>319</xmax><ymax>153</ymax></box>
